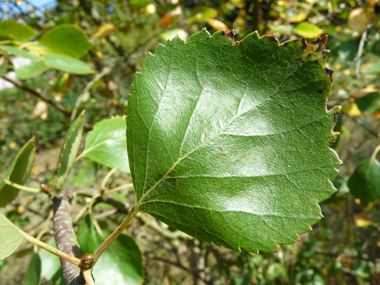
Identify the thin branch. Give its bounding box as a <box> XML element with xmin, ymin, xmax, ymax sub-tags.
<box><xmin>314</xmin><ymin>249</ymin><xmax>380</xmax><ymax>263</ymax></box>
<box><xmin>71</xmin><ymin>67</ymin><xmax>111</xmax><ymax>121</ymax></box>
<box><xmin>342</xmin><ymin>111</ymin><xmax>380</xmax><ymax>139</ymax></box>
<box><xmin>1</xmin><ymin>74</ymin><xmax>71</xmax><ymax>117</ymax></box>
<box><xmin>355</xmin><ymin>24</ymin><xmax>371</xmax><ymax>78</ymax></box>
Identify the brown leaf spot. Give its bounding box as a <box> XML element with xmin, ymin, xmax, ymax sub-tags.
<box><xmin>329</xmin><ymin>139</ymin><xmax>337</xmax><ymax>147</ymax></box>
<box><xmin>300</xmin><ymin>37</ymin><xmax>307</xmax><ymax>50</ymax></box>
<box><xmin>217</xmin><ymin>148</ymin><xmax>223</xmax><ymax>153</ymax></box>
<box><xmin>282</xmin><ymin>42</ymin><xmax>289</xmax><ymax>47</ymax></box>
<box><xmin>222</xmin><ymin>30</ymin><xmax>236</xmax><ymax>42</ymax></box>
<box><xmin>325</xmin><ymin>67</ymin><xmax>334</xmax><ymax>82</ymax></box>
<box><xmin>272</xmin><ymin>248</ymin><xmax>279</xmax><ymax>252</ymax></box>
<box><xmin>318</xmin><ymin>89</ymin><xmax>323</xmax><ymax>94</ymax></box>
<box><xmin>265</xmin><ymin>34</ymin><xmax>279</xmax><ymax>43</ymax></box>
<box><xmin>295</xmin><ymin>58</ymin><xmax>304</xmax><ymax>64</ymax></box>
<box><xmin>334</xmin><ymin>111</ymin><xmax>339</xmax><ymax>122</ymax></box>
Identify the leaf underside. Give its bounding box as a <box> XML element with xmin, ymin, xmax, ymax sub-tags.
<box><xmin>127</xmin><ymin>29</ymin><xmax>341</xmax><ymax>253</ymax></box>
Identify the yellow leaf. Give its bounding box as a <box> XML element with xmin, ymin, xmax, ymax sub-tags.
<box><xmin>354</xmin><ymin>213</ymin><xmax>372</xmax><ymax>227</ymax></box>
<box><xmin>290</xmin><ymin>12</ymin><xmax>309</xmax><ymax>23</ymax></box>
<box><xmin>145</xmin><ymin>4</ymin><xmax>156</xmax><ymax>14</ymax></box>
<box><xmin>33</xmin><ymin>101</ymin><xmax>48</xmax><ymax>120</ymax></box>
<box><xmin>93</xmin><ymin>23</ymin><xmax>117</xmax><ymax>38</ymax></box>
<box><xmin>9</xmin><ymin>142</ymin><xmax>17</xmax><ymax>149</ymax></box>
<box><xmin>342</xmin><ymin>103</ymin><xmax>362</xmax><ymax>116</ymax></box>
<box><xmin>207</xmin><ymin>19</ymin><xmax>228</xmax><ymax>31</ymax></box>
<box><xmin>347</xmin><ymin>8</ymin><xmax>376</xmax><ymax>32</ymax></box>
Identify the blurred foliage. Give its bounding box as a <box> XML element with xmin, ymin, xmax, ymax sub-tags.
<box><xmin>1</xmin><ymin>0</ymin><xmax>380</xmax><ymax>284</ymax></box>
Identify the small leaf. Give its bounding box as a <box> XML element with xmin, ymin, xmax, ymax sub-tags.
<box><xmin>347</xmin><ymin>8</ymin><xmax>376</xmax><ymax>32</ymax></box>
<box><xmin>128</xmin><ymin>29</ymin><xmax>341</xmax><ymax>253</ymax></box>
<box><xmin>15</xmin><ymin>61</ymin><xmax>50</xmax><ymax>79</ymax></box>
<box><xmin>295</xmin><ymin>22</ymin><xmax>324</xmax><ymax>38</ymax></box>
<box><xmin>74</xmin><ymin>160</ymin><xmax>99</xmax><ymax>187</ymax></box>
<box><xmin>33</xmin><ymin>101</ymin><xmax>48</xmax><ymax>120</ymax></box>
<box><xmin>207</xmin><ymin>19</ymin><xmax>228</xmax><ymax>31</ymax></box>
<box><xmin>363</xmin><ymin>62</ymin><xmax>380</xmax><ymax>74</ymax></box>
<box><xmin>0</xmin><ymin>137</ymin><xmax>35</xmax><ymax>207</ymax></box>
<box><xmin>42</xmin><ymin>54</ymin><xmax>94</xmax><ymax>74</ymax></box>
<box><xmin>0</xmin><ymin>58</ymin><xmax>8</xmax><ymax>77</ymax></box>
<box><xmin>40</xmin><ymin>25</ymin><xmax>91</xmax><ymax>58</ymax></box>
<box><xmin>56</xmin><ymin>111</ymin><xmax>85</xmax><ymax>189</ymax></box>
<box><xmin>160</xmin><ymin>29</ymin><xmax>188</xmax><ymax>41</ymax></box>
<box><xmin>0</xmin><ymin>19</ymin><xmax>36</xmax><ymax>41</ymax></box>
<box><xmin>189</xmin><ymin>6</ymin><xmax>218</xmax><ymax>23</ymax></box>
<box><xmin>82</xmin><ymin>116</ymin><xmax>130</xmax><ymax>173</ymax></box>
<box><xmin>355</xmin><ymin>92</ymin><xmax>380</xmax><ymax>114</ymax></box>
<box><xmin>0</xmin><ymin>212</ymin><xmax>24</xmax><ymax>260</ymax></box>
<box><xmin>348</xmin><ymin>158</ymin><xmax>380</xmax><ymax>208</ymax></box>
<box><xmin>51</xmin><ymin>73</ymin><xmax>70</xmax><ymax>93</ymax></box>
<box><xmin>92</xmin><ymin>23</ymin><xmax>117</xmax><ymax>38</ymax></box>
<box><xmin>77</xmin><ymin>215</ymin><xmax>144</xmax><ymax>285</ymax></box>
<box><xmin>25</xmin><ymin>253</ymin><xmax>42</xmax><ymax>285</ymax></box>
<box><xmin>0</xmin><ymin>45</ymin><xmax>39</xmax><ymax>60</ymax></box>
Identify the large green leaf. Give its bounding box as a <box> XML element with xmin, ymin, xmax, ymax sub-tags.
<box><xmin>16</xmin><ymin>61</ymin><xmax>50</xmax><ymax>79</ymax></box>
<box><xmin>25</xmin><ymin>253</ymin><xmax>42</xmax><ymax>285</ymax></box>
<box><xmin>355</xmin><ymin>92</ymin><xmax>380</xmax><ymax>114</ymax></box>
<box><xmin>348</xmin><ymin>158</ymin><xmax>380</xmax><ymax>208</ymax></box>
<box><xmin>42</xmin><ymin>54</ymin><xmax>94</xmax><ymax>74</ymax></box>
<box><xmin>0</xmin><ymin>212</ymin><xmax>24</xmax><ymax>260</ymax></box>
<box><xmin>39</xmin><ymin>25</ymin><xmax>91</xmax><ymax>58</ymax></box>
<box><xmin>0</xmin><ymin>19</ymin><xmax>36</xmax><ymax>41</ymax></box>
<box><xmin>127</xmin><ymin>29</ymin><xmax>341</xmax><ymax>253</ymax></box>
<box><xmin>77</xmin><ymin>215</ymin><xmax>144</xmax><ymax>285</ymax></box>
<box><xmin>0</xmin><ymin>137</ymin><xmax>35</xmax><ymax>207</ymax></box>
<box><xmin>82</xmin><ymin>117</ymin><xmax>130</xmax><ymax>173</ymax></box>
<box><xmin>55</xmin><ymin>111</ymin><xmax>85</xmax><ymax>189</ymax></box>
<box><xmin>0</xmin><ymin>45</ymin><xmax>39</xmax><ymax>60</ymax></box>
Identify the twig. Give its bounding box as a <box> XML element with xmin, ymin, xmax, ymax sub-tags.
<box><xmin>71</xmin><ymin>67</ymin><xmax>111</xmax><ymax>121</ymax></box>
<box><xmin>355</xmin><ymin>24</ymin><xmax>372</xmax><ymax>78</ymax></box>
<box><xmin>314</xmin><ymin>249</ymin><xmax>380</xmax><ymax>263</ymax></box>
<box><xmin>342</xmin><ymin>111</ymin><xmax>380</xmax><ymax>139</ymax></box>
<box><xmin>1</xmin><ymin>74</ymin><xmax>71</xmax><ymax>117</ymax></box>
<box><xmin>148</xmin><ymin>255</ymin><xmax>213</xmax><ymax>285</ymax></box>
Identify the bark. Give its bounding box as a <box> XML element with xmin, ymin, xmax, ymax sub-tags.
<box><xmin>53</xmin><ymin>187</ymin><xmax>87</xmax><ymax>285</ymax></box>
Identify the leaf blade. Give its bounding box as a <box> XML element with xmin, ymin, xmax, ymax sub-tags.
<box><xmin>128</xmin><ymin>29</ymin><xmax>341</xmax><ymax>253</ymax></box>
<box><xmin>0</xmin><ymin>137</ymin><xmax>35</xmax><ymax>207</ymax></box>
<box><xmin>0</xmin><ymin>212</ymin><xmax>24</xmax><ymax>260</ymax></box>
<box><xmin>83</xmin><ymin>116</ymin><xmax>130</xmax><ymax>173</ymax></box>
<box><xmin>55</xmin><ymin>111</ymin><xmax>85</xmax><ymax>189</ymax></box>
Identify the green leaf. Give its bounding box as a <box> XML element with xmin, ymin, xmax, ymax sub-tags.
<box><xmin>189</xmin><ymin>7</ymin><xmax>218</xmax><ymax>23</ymax></box>
<box><xmin>0</xmin><ymin>212</ymin><xmax>24</xmax><ymax>260</ymax></box>
<box><xmin>348</xmin><ymin>158</ymin><xmax>380</xmax><ymax>208</ymax></box>
<box><xmin>25</xmin><ymin>253</ymin><xmax>41</xmax><ymax>285</ymax></box>
<box><xmin>77</xmin><ymin>215</ymin><xmax>144</xmax><ymax>285</ymax></box>
<box><xmin>38</xmin><ymin>240</ymin><xmax>65</xmax><ymax>285</ymax></box>
<box><xmin>127</xmin><ymin>29</ymin><xmax>341</xmax><ymax>253</ymax></box>
<box><xmin>355</xmin><ymin>92</ymin><xmax>380</xmax><ymax>114</ymax></box>
<box><xmin>363</xmin><ymin>62</ymin><xmax>380</xmax><ymax>74</ymax></box>
<box><xmin>0</xmin><ymin>58</ymin><xmax>8</xmax><ymax>77</ymax></box>
<box><xmin>0</xmin><ymin>137</ymin><xmax>35</xmax><ymax>207</ymax></box>
<box><xmin>39</xmin><ymin>25</ymin><xmax>91</xmax><ymax>58</ymax></box>
<box><xmin>0</xmin><ymin>19</ymin><xmax>36</xmax><ymax>41</ymax></box>
<box><xmin>56</xmin><ymin>111</ymin><xmax>85</xmax><ymax>189</ymax></box>
<box><xmin>295</xmin><ymin>22</ymin><xmax>324</xmax><ymax>38</ymax></box>
<box><xmin>82</xmin><ymin>116</ymin><xmax>130</xmax><ymax>173</ymax></box>
<box><xmin>0</xmin><ymin>45</ymin><xmax>39</xmax><ymax>60</ymax></box>
<box><xmin>15</xmin><ymin>61</ymin><xmax>50</xmax><ymax>79</ymax></box>
<box><xmin>42</xmin><ymin>54</ymin><xmax>94</xmax><ymax>74</ymax></box>
<box><xmin>74</xmin><ymin>160</ymin><xmax>99</xmax><ymax>187</ymax></box>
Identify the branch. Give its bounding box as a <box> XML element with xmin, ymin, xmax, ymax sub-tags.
<box><xmin>342</xmin><ymin>111</ymin><xmax>380</xmax><ymax>139</ymax></box>
<box><xmin>53</xmin><ymin>186</ymin><xmax>87</xmax><ymax>285</ymax></box>
<box><xmin>1</xmin><ymin>74</ymin><xmax>71</xmax><ymax>117</ymax></box>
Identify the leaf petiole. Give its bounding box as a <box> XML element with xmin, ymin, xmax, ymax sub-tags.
<box><xmin>4</xmin><ymin>179</ymin><xmax>42</xmax><ymax>194</ymax></box>
<box><xmin>92</xmin><ymin>205</ymin><xmax>139</xmax><ymax>263</ymax></box>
